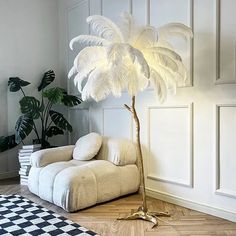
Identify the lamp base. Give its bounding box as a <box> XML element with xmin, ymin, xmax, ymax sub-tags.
<box><xmin>117</xmin><ymin>206</ymin><xmax>170</xmax><ymax>228</ymax></box>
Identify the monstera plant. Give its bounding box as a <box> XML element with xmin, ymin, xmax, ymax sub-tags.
<box><xmin>0</xmin><ymin>70</ymin><xmax>81</xmax><ymax>151</ymax></box>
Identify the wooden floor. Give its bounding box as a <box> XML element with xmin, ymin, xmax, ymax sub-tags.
<box><xmin>0</xmin><ymin>178</ymin><xmax>236</xmax><ymax>236</ymax></box>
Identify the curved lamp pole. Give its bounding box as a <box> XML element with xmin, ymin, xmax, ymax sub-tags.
<box><xmin>119</xmin><ymin>96</ymin><xmax>170</xmax><ymax>227</ymax></box>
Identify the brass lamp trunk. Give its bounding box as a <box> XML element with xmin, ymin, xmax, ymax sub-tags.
<box><xmin>118</xmin><ymin>96</ymin><xmax>170</xmax><ymax>227</ymax></box>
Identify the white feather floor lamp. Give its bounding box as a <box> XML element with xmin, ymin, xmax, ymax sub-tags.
<box><xmin>68</xmin><ymin>12</ymin><xmax>193</xmax><ymax>227</ymax></box>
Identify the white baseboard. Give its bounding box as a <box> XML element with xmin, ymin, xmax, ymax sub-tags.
<box><xmin>146</xmin><ymin>187</ymin><xmax>236</xmax><ymax>222</ymax></box>
<box><xmin>0</xmin><ymin>171</ymin><xmax>19</xmax><ymax>180</ymax></box>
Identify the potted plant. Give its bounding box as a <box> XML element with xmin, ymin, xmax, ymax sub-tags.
<box><xmin>0</xmin><ymin>70</ymin><xmax>81</xmax><ymax>150</ymax></box>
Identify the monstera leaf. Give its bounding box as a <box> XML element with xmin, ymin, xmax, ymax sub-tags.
<box><xmin>19</xmin><ymin>96</ymin><xmax>43</xmax><ymax>119</ymax></box>
<box><xmin>15</xmin><ymin>115</ymin><xmax>34</xmax><ymax>143</ymax></box>
<box><xmin>0</xmin><ymin>136</ymin><xmax>9</xmax><ymax>152</ymax></box>
<box><xmin>62</xmin><ymin>94</ymin><xmax>82</xmax><ymax>107</ymax></box>
<box><xmin>0</xmin><ymin>135</ymin><xmax>18</xmax><ymax>152</ymax></box>
<box><xmin>38</xmin><ymin>70</ymin><xmax>55</xmax><ymax>91</ymax></box>
<box><xmin>49</xmin><ymin>110</ymin><xmax>72</xmax><ymax>132</ymax></box>
<box><xmin>8</xmin><ymin>77</ymin><xmax>30</xmax><ymax>92</ymax></box>
<box><xmin>46</xmin><ymin>126</ymin><xmax>64</xmax><ymax>138</ymax></box>
<box><xmin>43</xmin><ymin>87</ymin><xmax>66</xmax><ymax>104</ymax></box>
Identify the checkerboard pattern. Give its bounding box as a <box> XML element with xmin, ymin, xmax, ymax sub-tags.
<box><xmin>0</xmin><ymin>195</ymin><xmax>99</xmax><ymax>236</ymax></box>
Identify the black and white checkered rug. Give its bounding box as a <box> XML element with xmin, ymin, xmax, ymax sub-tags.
<box><xmin>0</xmin><ymin>195</ymin><xmax>99</xmax><ymax>236</ymax></box>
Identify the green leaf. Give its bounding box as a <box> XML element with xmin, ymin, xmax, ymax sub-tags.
<box><xmin>0</xmin><ymin>135</ymin><xmax>18</xmax><ymax>152</ymax></box>
<box><xmin>62</xmin><ymin>94</ymin><xmax>82</xmax><ymax>107</ymax></box>
<box><xmin>49</xmin><ymin>110</ymin><xmax>72</xmax><ymax>132</ymax></box>
<box><xmin>8</xmin><ymin>77</ymin><xmax>30</xmax><ymax>92</ymax></box>
<box><xmin>19</xmin><ymin>96</ymin><xmax>42</xmax><ymax>119</ymax></box>
<box><xmin>43</xmin><ymin>87</ymin><xmax>66</xmax><ymax>104</ymax></box>
<box><xmin>38</xmin><ymin>70</ymin><xmax>55</xmax><ymax>91</ymax></box>
<box><xmin>42</xmin><ymin>140</ymin><xmax>51</xmax><ymax>149</ymax></box>
<box><xmin>15</xmin><ymin>115</ymin><xmax>34</xmax><ymax>143</ymax></box>
<box><xmin>46</xmin><ymin>126</ymin><xmax>64</xmax><ymax>138</ymax></box>
<box><xmin>39</xmin><ymin>101</ymin><xmax>45</xmax><ymax>112</ymax></box>
<box><xmin>0</xmin><ymin>136</ymin><xmax>8</xmax><ymax>152</ymax></box>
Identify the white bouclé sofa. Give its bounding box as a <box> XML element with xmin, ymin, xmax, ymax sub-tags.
<box><xmin>28</xmin><ymin>135</ymin><xmax>140</xmax><ymax>212</ymax></box>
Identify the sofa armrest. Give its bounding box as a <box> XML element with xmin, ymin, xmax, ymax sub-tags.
<box><xmin>31</xmin><ymin>145</ymin><xmax>75</xmax><ymax>168</ymax></box>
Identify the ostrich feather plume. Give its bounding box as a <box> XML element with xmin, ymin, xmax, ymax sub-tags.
<box><xmin>69</xmin><ymin>35</ymin><xmax>110</xmax><ymax>50</ymax></box>
<box><xmin>87</xmin><ymin>15</ymin><xmax>124</xmax><ymax>42</ymax></box>
<box><xmin>69</xmin><ymin>12</ymin><xmax>193</xmax><ymax>102</ymax></box>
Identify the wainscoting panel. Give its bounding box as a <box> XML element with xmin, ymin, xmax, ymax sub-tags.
<box><xmin>67</xmin><ymin>0</ymin><xmax>90</xmax><ymax>95</ymax></box>
<box><xmin>102</xmin><ymin>107</ymin><xmax>133</xmax><ymax>139</ymax></box>
<box><xmin>215</xmin><ymin>0</ymin><xmax>236</xmax><ymax>84</ymax></box>
<box><xmin>102</xmin><ymin>0</ymin><xmax>129</xmax><ymax>20</ymax></box>
<box><xmin>131</xmin><ymin>0</ymin><xmax>147</xmax><ymax>24</ymax></box>
<box><xmin>147</xmin><ymin>105</ymin><xmax>193</xmax><ymax>187</ymax></box>
<box><xmin>216</xmin><ymin>105</ymin><xmax>236</xmax><ymax>198</ymax></box>
<box><xmin>66</xmin><ymin>0</ymin><xmax>91</xmax><ymax>145</ymax></box>
<box><xmin>69</xmin><ymin>108</ymin><xmax>90</xmax><ymax>144</ymax></box>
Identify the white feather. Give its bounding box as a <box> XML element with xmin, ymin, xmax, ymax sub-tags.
<box><xmin>68</xmin><ymin>66</ymin><xmax>77</xmax><ymax>79</ymax></box>
<box><xmin>175</xmin><ymin>61</ymin><xmax>188</xmax><ymax>86</ymax></box>
<box><xmin>154</xmin><ymin>65</ymin><xmax>177</xmax><ymax>95</ymax></box>
<box><xmin>90</xmin><ymin>73</ymin><xmax>111</xmax><ymax>101</ymax></box>
<box><xmin>74</xmin><ymin>70</ymin><xmax>92</xmax><ymax>93</ymax></box>
<box><xmin>81</xmin><ymin>67</ymin><xmax>111</xmax><ymax>101</ymax></box>
<box><xmin>87</xmin><ymin>15</ymin><xmax>124</xmax><ymax>42</ymax></box>
<box><xmin>72</xmin><ymin>46</ymin><xmax>107</xmax><ymax>93</ymax></box>
<box><xmin>69</xmin><ymin>35</ymin><xmax>110</xmax><ymax>50</ymax></box>
<box><xmin>118</xmin><ymin>12</ymin><xmax>133</xmax><ymax>41</ymax></box>
<box><xmin>144</xmin><ymin>47</ymin><xmax>188</xmax><ymax>87</ymax></box>
<box><xmin>158</xmin><ymin>23</ymin><xmax>193</xmax><ymax>40</ymax></box>
<box><xmin>68</xmin><ymin>53</ymin><xmax>81</xmax><ymax>79</ymax></box>
<box><xmin>108</xmin><ymin>63</ymin><xmax>128</xmax><ymax>97</ymax></box>
<box><xmin>106</xmin><ymin>43</ymin><xmax>150</xmax><ymax>79</ymax></box>
<box><xmin>144</xmin><ymin>50</ymin><xmax>179</xmax><ymax>74</ymax></box>
<box><xmin>145</xmin><ymin>47</ymin><xmax>182</xmax><ymax>62</ymax></box>
<box><xmin>106</xmin><ymin>43</ymin><xmax>127</xmax><ymax>65</ymax></box>
<box><xmin>156</xmin><ymin>40</ymin><xmax>174</xmax><ymax>50</ymax></box>
<box><xmin>126</xmin><ymin>66</ymin><xmax>139</xmax><ymax>96</ymax></box>
<box><xmin>133</xmin><ymin>26</ymin><xmax>158</xmax><ymax>49</ymax></box>
<box><xmin>129</xmin><ymin>46</ymin><xmax>150</xmax><ymax>78</ymax></box>
<box><xmin>126</xmin><ymin>64</ymin><xmax>149</xmax><ymax>96</ymax></box>
<box><xmin>75</xmin><ymin>46</ymin><xmax>106</xmax><ymax>72</ymax></box>
<box><xmin>118</xmin><ymin>12</ymin><xmax>140</xmax><ymax>44</ymax></box>
<box><xmin>106</xmin><ymin>44</ymin><xmax>149</xmax><ymax>96</ymax></box>
<box><xmin>149</xmin><ymin>68</ymin><xmax>167</xmax><ymax>103</ymax></box>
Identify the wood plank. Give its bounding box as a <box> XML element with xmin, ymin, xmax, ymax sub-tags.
<box><xmin>0</xmin><ymin>178</ymin><xmax>235</xmax><ymax>236</ymax></box>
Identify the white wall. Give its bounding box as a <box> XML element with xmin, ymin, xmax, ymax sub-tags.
<box><xmin>0</xmin><ymin>0</ymin><xmax>61</xmax><ymax>178</ymax></box>
<box><xmin>59</xmin><ymin>0</ymin><xmax>236</xmax><ymax>222</ymax></box>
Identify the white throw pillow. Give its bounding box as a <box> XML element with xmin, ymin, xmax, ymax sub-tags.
<box><xmin>73</xmin><ymin>133</ymin><xmax>102</xmax><ymax>161</ymax></box>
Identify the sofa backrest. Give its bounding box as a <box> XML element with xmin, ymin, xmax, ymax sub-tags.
<box><xmin>96</xmin><ymin>137</ymin><xmax>137</xmax><ymax>166</ymax></box>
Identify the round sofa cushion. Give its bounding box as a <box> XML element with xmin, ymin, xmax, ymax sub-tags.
<box><xmin>73</xmin><ymin>132</ymin><xmax>102</xmax><ymax>161</ymax></box>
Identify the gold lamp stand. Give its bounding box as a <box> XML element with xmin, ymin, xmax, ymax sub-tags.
<box><xmin>118</xmin><ymin>96</ymin><xmax>170</xmax><ymax>228</ymax></box>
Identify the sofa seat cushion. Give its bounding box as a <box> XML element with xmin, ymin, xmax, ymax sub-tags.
<box><xmin>68</xmin><ymin>159</ymin><xmax>97</xmax><ymax>166</ymax></box>
<box><xmin>28</xmin><ymin>160</ymin><xmax>140</xmax><ymax>212</ymax></box>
